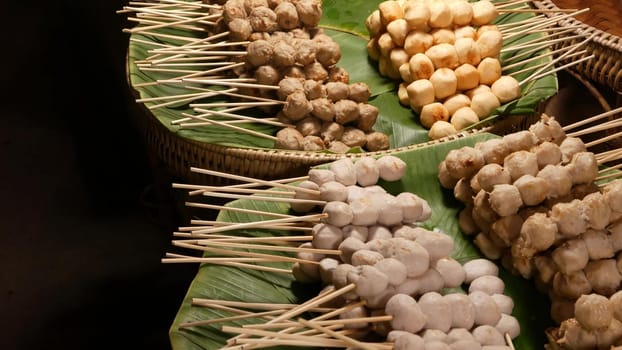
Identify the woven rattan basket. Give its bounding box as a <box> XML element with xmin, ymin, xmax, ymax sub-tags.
<box><xmin>131</xmin><ymin>91</ymin><xmax>531</xmax><ymax>186</ymax></box>
<box><xmin>533</xmin><ymin>0</ymin><xmax>622</xmax><ymax>93</ymax></box>
<box><xmin>125</xmin><ymin>67</ymin><xmax>542</xmax><ymax>187</ymax></box>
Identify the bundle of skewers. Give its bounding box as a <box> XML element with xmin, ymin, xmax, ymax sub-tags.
<box><xmin>166</xmin><ymin>154</ymin><xmax>523</xmax><ymax>350</ymax></box>
<box><xmin>364</xmin><ymin>0</ymin><xmax>594</xmax><ymax>139</ymax></box>
<box><xmin>121</xmin><ymin>0</ymin><xmax>594</xmax><ymax>153</ymax></box>
<box><xmin>438</xmin><ymin>107</ymin><xmax>622</xmax><ymax>350</ymax></box>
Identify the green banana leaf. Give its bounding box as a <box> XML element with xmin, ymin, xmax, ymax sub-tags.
<box><xmin>127</xmin><ymin>0</ymin><xmax>558</xmax><ymax>150</ymax></box>
<box><xmin>169</xmin><ymin>132</ymin><xmax>554</xmax><ymax>350</ymax></box>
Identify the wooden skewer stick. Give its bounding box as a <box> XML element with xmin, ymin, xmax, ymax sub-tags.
<box><xmin>133</xmin><ymin>8</ymin><xmax>209</xmax><ymax>18</ymax></box>
<box><xmin>598</xmin><ymin>163</ymin><xmax>622</xmax><ymax>174</ymax></box>
<box><xmin>518</xmin><ymin>55</ymin><xmax>595</xmax><ymax>87</ymax></box>
<box><xmin>595</xmin><ymin>172</ymin><xmax>622</xmax><ymax>183</ymax></box>
<box><xmin>122</xmin><ymin>6</ymin><xmax>212</xmax><ymax>22</ymax></box>
<box><xmin>190</xmin><ymin>167</ymin><xmax>320</xmax><ymax>195</ymax></box>
<box><xmin>598</xmin><ymin>155</ymin><xmax>622</xmax><ymax>169</ymax></box>
<box><xmin>501</xmin><ymin>33</ymin><xmax>588</xmax><ymax>53</ymax></box>
<box><xmin>174</xmin><ymin>106</ymin><xmax>251</xmax><ymax>126</ymax></box>
<box><xmin>151</xmin><ymin>41</ymin><xmax>249</xmax><ymax>53</ymax></box>
<box><xmin>195</xmin><ymin>240</ymin><xmax>341</xmax><ymax>256</ymax></box>
<box><xmin>189</xmin><ymin>213</ymin><xmax>326</xmax><ymax>235</ymax></box>
<box><xmin>503</xmin><ymin>8</ymin><xmax>590</xmax><ymax>40</ymax></box>
<box><xmin>175</xmin><ymin>224</ymin><xmax>312</xmax><ymax>235</ymax></box>
<box><xmin>190</xmin><ymin>92</ymin><xmax>283</xmax><ymax>106</ymax></box>
<box><xmin>200</xmin><ymin>191</ymin><xmax>326</xmax><ymax>206</ymax></box>
<box><xmin>567</xmin><ymin>117</ymin><xmax>622</xmax><ymax>137</ymax></box>
<box><xmin>508</xmin><ymin>50</ymin><xmax>587</xmax><ymax>76</ymax></box>
<box><xmin>596</xmin><ymin>148</ymin><xmax>622</xmax><ymax>164</ymax></box>
<box><xmin>230</xmin><ymin>336</ymin><xmax>348</xmax><ymax>348</ymax></box>
<box><xmin>165</xmin><ymin>252</ymin><xmax>275</xmax><ymax>263</ymax></box>
<box><xmin>180</xmin><ymin>116</ymin><xmax>279</xmax><ymax>141</ymax></box>
<box><xmin>146</xmin><ymin>91</ymin><xmax>223</xmax><ymax>110</ymax></box>
<box><xmin>185</xmin><ymin>202</ymin><xmax>295</xmax><ymax>219</ymax></box>
<box><xmin>157</xmin><ymin>77</ymin><xmax>256</xmax><ymax>85</ymax></box>
<box><xmin>178</xmin><ymin>226</ymin><xmax>298</xmax><ymax>234</ymax></box>
<box><xmin>164</xmin><ymin>258</ymin><xmax>294</xmax><ymax>274</ymax></box>
<box><xmin>495</xmin><ymin>0</ymin><xmax>533</xmax><ymax>9</ymax></box>
<box><xmin>159</xmin><ymin>0</ymin><xmax>221</xmax><ymax>9</ymax></box>
<box><xmin>130</xmin><ymin>37</ymin><xmax>176</xmax><ymax>48</ymax></box>
<box><xmin>172</xmin><ymin>241</ymin><xmax>321</xmax><ymax>265</ymax></box>
<box><xmin>126</xmin><ymin>17</ymin><xmax>211</xmax><ymax>32</ymax></box>
<box><xmin>498</xmin><ymin>8</ymin><xmax>578</xmax><ymax>13</ymax></box>
<box><xmin>502</xmin><ymin>40</ymin><xmax>560</xmax><ymax>65</ymax></box>
<box><xmin>138</xmin><ymin>61</ymin><xmax>234</xmax><ymax>67</ymax></box>
<box><xmin>297</xmin><ymin>318</ymin><xmax>379</xmax><ymax>350</ymax></box>
<box><xmin>223</xmin><ymin>285</ymin><xmax>353</xmax><ymax>348</ymax></box>
<box><xmin>147</xmin><ymin>31</ymin><xmax>231</xmax><ymax>64</ymax></box>
<box><xmin>136</xmin><ymin>88</ymin><xmax>235</xmax><ymax>103</ymax></box>
<box><xmin>223</xmin><ymin>303</ymin><xmax>370</xmax><ymax>350</ymax></box>
<box><xmin>180</xmin><ymin>309</ymin><xmax>284</xmax><ymax>328</ymax></box>
<box><xmin>525</xmin><ymin>34</ymin><xmax>594</xmax><ymax>81</ymax></box>
<box><xmin>501</xmin><ymin>25</ymin><xmax>582</xmax><ymax>40</ymax></box>
<box><xmin>147</xmin><ymin>49</ymin><xmax>246</xmax><ymax>55</ymax></box>
<box><xmin>499</xmin><ymin>15</ymin><xmax>556</xmax><ymax>36</ymax></box>
<box><xmin>180</xmin><ymin>233</ymin><xmax>312</xmax><ymax>243</ymax></box>
<box><xmin>587</xmin><ymin>132</ymin><xmax>622</xmax><ymax>149</ymax></box>
<box><xmin>506</xmin><ymin>333</ymin><xmax>517</xmax><ymax>350</ymax></box>
<box><xmin>191</xmin><ymin>302</ymin><xmax>278</xmax><ymax>321</ymax></box>
<box><xmin>596</xmin><ymin>165</ymin><xmax>622</xmax><ymax>182</ymax></box>
<box><xmin>125</xmin><ymin>15</ymin><xmax>215</xmax><ymax>33</ymax></box>
<box><xmin>143</xmin><ymin>90</ymin><xmax>232</xmax><ymax>110</ymax></box>
<box><xmin>502</xmin><ymin>44</ymin><xmax>581</xmax><ymax>71</ymax></box>
<box><xmin>186</xmin><ymin>174</ymin><xmax>309</xmax><ymax>196</ymax></box>
<box><xmin>183</xmin><ymin>108</ymin><xmax>290</xmax><ymax>128</ymax></box>
<box><xmin>242</xmin><ymin>315</ymin><xmax>394</xmax><ymax>330</ymax></box>
<box><xmin>144</xmin><ymin>56</ymin><xmax>233</xmax><ymax>64</ymax></box>
<box><xmin>180</xmin><ymin>119</ymin><xmax>278</xmax><ymax>128</ymax></box>
<box><xmin>497</xmin><ymin>14</ymin><xmax>546</xmax><ymax>28</ymax></box>
<box><xmin>132</xmin><ymin>72</ymin><xmax>228</xmax><ymax>88</ymax></box>
<box><xmin>563</xmin><ymin>106</ymin><xmax>622</xmax><ymax>131</ymax></box>
<box><xmin>192</xmin><ymin>298</ymin><xmax>334</xmax><ymax>313</ymax></box>
<box><xmin>129</xmin><ymin>30</ymin><xmax>198</xmax><ymax>43</ymax></box>
<box><xmin>183</xmin><ymin>78</ymin><xmax>280</xmax><ymax>90</ymax></box>
<box><xmin>252</xmin><ymin>284</ymin><xmax>354</xmax><ymax>327</ymax></box>
<box><xmin>223</xmin><ymin>325</ymin><xmax>349</xmax><ymax>348</ymax></box>
<box><xmin>502</xmin><ymin>10</ymin><xmax>589</xmax><ymax>42</ymax></box>
<box><xmin>173</xmin><ymin>183</ymin><xmax>296</xmax><ymax>196</ymax></box>
<box><xmin>191</xmin><ymin>101</ymin><xmax>283</xmax><ymax>108</ymax></box>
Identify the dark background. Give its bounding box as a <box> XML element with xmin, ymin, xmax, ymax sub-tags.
<box><xmin>1</xmin><ymin>1</ymin><xmax>198</xmax><ymax>349</ymax></box>
<box><xmin>0</xmin><ymin>1</ymin><xmax>616</xmax><ymax>349</ymax></box>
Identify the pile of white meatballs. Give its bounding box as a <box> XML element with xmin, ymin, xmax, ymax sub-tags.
<box><xmin>222</xmin><ymin>0</ymin><xmax>390</xmax><ymax>152</ymax></box>
<box><xmin>289</xmin><ymin>155</ymin><xmax>521</xmax><ymax>349</ymax></box>
<box><xmin>365</xmin><ymin>0</ymin><xmax>522</xmax><ymax>139</ymax></box>
<box><xmin>439</xmin><ymin>114</ymin><xmax>622</xmax><ymax>349</ymax></box>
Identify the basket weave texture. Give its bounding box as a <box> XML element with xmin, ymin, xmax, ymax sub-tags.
<box><xmin>533</xmin><ymin>0</ymin><xmax>622</xmax><ymax>92</ymax></box>
<box><xmin>136</xmin><ymin>95</ymin><xmax>511</xmax><ymax>185</ymax></box>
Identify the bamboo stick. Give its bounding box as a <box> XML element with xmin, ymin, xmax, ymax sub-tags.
<box><xmin>189</xmin><ymin>167</ymin><xmax>319</xmax><ymax>195</ymax></box>
<box><xmin>172</xmin><ymin>241</ymin><xmax>321</xmax><ymax>265</ymax></box>
<box><xmin>185</xmin><ymin>201</ymin><xmax>294</xmax><ymax>219</ymax></box>
<box><xmin>189</xmin><ymin>213</ymin><xmax>325</xmax><ymax>235</ymax></box>
<box><xmin>194</xmin><ymin>240</ymin><xmax>341</xmax><ymax>256</ymax></box>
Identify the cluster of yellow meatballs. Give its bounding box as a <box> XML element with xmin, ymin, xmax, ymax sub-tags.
<box><xmin>366</xmin><ymin>0</ymin><xmax>522</xmax><ymax>139</ymax></box>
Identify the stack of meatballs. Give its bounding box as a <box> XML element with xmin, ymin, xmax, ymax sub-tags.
<box><xmin>222</xmin><ymin>0</ymin><xmax>390</xmax><ymax>152</ymax></box>
<box><xmin>439</xmin><ymin>114</ymin><xmax>622</xmax><ymax>349</ymax></box>
<box><xmin>366</xmin><ymin>0</ymin><xmax>522</xmax><ymax>139</ymax></box>
<box><xmin>287</xmin><ymin>155</ymin><xmax>521</xmax><ymax>349</ymax></box>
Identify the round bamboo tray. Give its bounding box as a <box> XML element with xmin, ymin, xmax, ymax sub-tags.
<box><xmin>533</xmin><ymin>0</ymin><xmax>622</xmax><ymax>93</ymax></box>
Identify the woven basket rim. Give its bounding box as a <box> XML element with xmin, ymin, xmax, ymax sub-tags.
<box><xmin>532</xmin><ymin>0</ymin><xmax>622</xmax><ymax>52</ymax></box>
<box><xmin>125</xmin><ymin>54</ymin><xmax>501</xmax><ymax>164</ymax></box>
